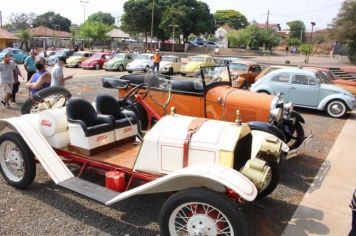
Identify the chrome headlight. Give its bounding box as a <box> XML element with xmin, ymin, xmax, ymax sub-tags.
<box><xmin>270</xmin><ymin>108</ymin><xmax>282</xmax><ymax>122</ymax></box>
<box><xmin>283</xmin><ymin>102</ymin><xmax>294</xmax><ymax>115</ymax></box>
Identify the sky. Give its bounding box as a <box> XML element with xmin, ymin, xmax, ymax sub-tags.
<box><xmin>0</xmin><ymin>0</ymin><xmax>345</xmax><ymax>31</ymax></box>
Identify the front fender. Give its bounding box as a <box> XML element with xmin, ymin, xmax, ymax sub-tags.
<box><xmin>291</xmin><ymin>111</ymin><xmax>305</xmax><ymax>124</ymax></box>
<box><xmin>106</xmin><ymin>165</ymin><xmax>258</xmax><ymax>205</ymax></box>
<box><xmin>318</xmin><ymin>94</ymin><xmax>353</xmax><ymax>110</ymax></box>
<box><xmin>251</xmin><ymin>84</ymin><xmax>274</xmax><ymax>94</ymax></box>
<box><xmin>248</xmin><ymin>121</ymin><xmax>286</xmax><ymax>142</ymax></box>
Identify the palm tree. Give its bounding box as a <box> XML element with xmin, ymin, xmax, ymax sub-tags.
<box><xmin>17</xmin><ymin>29</ymin><xmax>31</xmax><ymax>52</ymax></box>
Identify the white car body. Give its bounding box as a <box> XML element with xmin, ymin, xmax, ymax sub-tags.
<box><xmin>126</xmin><ymin>54</ymin><xmax>154</xmax><ymax>72</ymax></box>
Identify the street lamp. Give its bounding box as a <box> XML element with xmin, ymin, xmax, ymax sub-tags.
<box><xmin>169</xmin><ymin>24</ymin><xmax>179</xmax><ymax>53</ymax></box>
<box><xmin>80</xmin><ymin>0</ymin><xmax>89</xmax><ymax>23</ymax></box>
<box><xmin>306</xmin><ymin>22</ymin><xmax>316</xmax><ymax>64</ymax></box>
<box><xmin>150</xmin><ymin>0</ymin><xmax>155</xmax><ymax>51</ymax></box>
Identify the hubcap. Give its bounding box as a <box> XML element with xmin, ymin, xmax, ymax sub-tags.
<box><xmin>0</xmin><ymin>141</ymin><xmax>25</xmax><ymax>181</ymax></box>
<box><xmin>330</xmin><ymin>103</ymin><xmax>343</xmax><ymax>115</ymax></box>
<box><xmin>169</xmin><ymin>202</ymin><xmax>234</xmax><ymax>236</ymax></box>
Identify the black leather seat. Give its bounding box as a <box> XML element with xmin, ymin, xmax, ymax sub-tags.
<box><xmin>95</xmin><ymin>95</ymin><xmax>137</xmax><ymax>129</ymax></box>
<box><xmin>66</xmin><ymin>98</ymin><xmax>115</xmax><ymax>137</ymax></box>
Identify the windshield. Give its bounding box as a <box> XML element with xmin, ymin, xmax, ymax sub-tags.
<box><xmin>92</xmin><ymin>54</ymin><xmax>102</xmax><ymax>59</ymax></box>
<box><xmin>162</xmin><ymin>56</ymin><xmax>176</xmax><ymax>62</ymax></box>
<box><xmin>191</xmin><ymin>56</ymin><xmax>206</xmax><ymax>62</ymax></box>
<box><xmin>55</xmin><ymin>51</ymin><xmax>65</xmax><ymax>56</ymax></box>
<box><xmin>229</xmin><ymin>63</ymin><xmax>248</xmax><ymax>71</ymax></box>
<box><xmin>73</xmin><ymin>52</ymin><xmax>84</xmax><ymax>57</ymax></box>
<box><xmin>114</xmin><ymin>54</ymin><xmax>126</xmax><ymax>60</ymax></box>
<box><xmin>136</xmin><ymin>54</ymin><xmax>150</xmax><ymax>60</ymax></box>
<box><xmin>316</xmin><ymin>72</ymin><xmax>332</xmax><ymax>84</ymax></box>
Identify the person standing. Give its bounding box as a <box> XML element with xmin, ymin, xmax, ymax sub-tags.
<box><xmin>50</xmin><ymin>57</ymin><xmax>74</xmax><ymax>87</ymax></box>
<box><xmin>24</xmin><ymin>49</ymin><xmax>37</xmax><ymax>81</ymax></box>
<box><xmin>153</xmin><ymin>50</ymin><xmax>161</xmax><ymax>72</ymax></box>
<box><xmin>11</xmin><ymin>64</ymin><xmax>23</xmax><ymax>104</ymax></box>
<box><xmin>25</xmin><ymin>57</ymin><xmax>51</xmax><ymax>95</ymax></box>
<box><xmin>350</xmin><ymin>189</ymin><xmax>356</xmax><ymax>236</ymax></box>
<box><xmin>0</xmin><ymin>54</ymin><xmax>16</xmax><ymax>108</ymax></box>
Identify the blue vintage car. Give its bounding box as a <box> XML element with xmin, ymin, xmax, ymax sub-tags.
<box><xmin>0</xmin><ymin>48</ymin><xmax>28</xmax><ymax>63</ymax></box>
<box><xmin>47</xmin><ymin>50</ymin><xmax>73</xmax><ymax>66</ymax></box>
<box><xmin>251</xmin><ymin>68</ymin><xmax>355</xmax><ymax>118</ymax></box>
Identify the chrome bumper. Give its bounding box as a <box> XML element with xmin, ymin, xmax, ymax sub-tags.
<box><xmin>286</xmin><ymin>133</ymin><xmax>313</xmax><ymax>159</ymax></box>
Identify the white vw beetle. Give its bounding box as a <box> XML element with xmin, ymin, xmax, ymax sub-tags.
<box><xmin>126</xmin><ymin>53</ymin><xmax>154</xmax><ymax>73</ymax></box>
<box><xmin>159</xmin><ymin>55</ymin><xmax>182</xmax><ymax>74</ymax></box>
<box><xmin>0</xmin><ymin>87</ymin><xmax>287</xmax><ymax>235</ymax></box>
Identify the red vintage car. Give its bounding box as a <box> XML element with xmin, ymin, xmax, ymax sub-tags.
<box><xmin>81</xmin><ymin>52</ymin><xmax>112</xmax><ymax>70</ymax></box>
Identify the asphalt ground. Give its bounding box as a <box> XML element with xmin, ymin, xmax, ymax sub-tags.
<box><xmin>0</xmin><ymin>66</ymin><xmax>348</xmax><ymax>235</ymax></box>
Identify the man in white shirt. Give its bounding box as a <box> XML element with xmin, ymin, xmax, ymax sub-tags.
<box><xmin>0</xmin><ymin>54</ymin><xmax>16</xmax><ymax>108</ymax></box>
<box><xmin>50</xmin><ymin>57</ymin><xmax>74</xmax><ymax>87</ymax></box>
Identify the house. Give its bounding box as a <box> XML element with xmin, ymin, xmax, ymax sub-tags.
<box><xmin>0</xmin><ymin>28</ymin><xmax>18</xmax><ymax>49</ymax></box>
<box><xmin>256</xmin><ymin>23</ymin><xmax>281</xmax><ymax>32</ymax></box>
<box><xmin>215</xmin><ymin>25</ymin><xmax>234</xmax><ymax>48</ymax></box>
<box><xmin>29</xmin><ymin>26</ymin><xmax>71</xmax><ymax>49</ymax></box>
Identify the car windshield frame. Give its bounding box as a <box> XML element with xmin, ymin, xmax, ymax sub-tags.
<box><xmin>191</xmin><ymin>56</ymin><xmax>206</xmax><ymax>62</ymax></box>
<box><xmin>162</xmin><ymin>56</ymin><xmax>177</xmax><ymax>62</ymax></box>
<box><xmin>92</xmin><ymin>54</ymin><xmax>102</xmax><ymax>59</ymax></box>
<box><xmin>136</xmin><ymin>55</ymin><xmax>150</xmax><ymax>60</ymax></box>
<box><xmin>114</xmin><ymin>54</ymin><xmax>127</xmax><ymax>60</ymax></box>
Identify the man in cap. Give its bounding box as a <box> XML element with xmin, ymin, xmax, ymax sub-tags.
<box><xmin>24</xmin><ymin>49</ymin><xmax>37</xmax><ymax>81</ymax></box>
<box><xmin>0</xmin><ymin>54</ymin><xmax>16</xmax><ymax>108</ymax></box>
<box><xmin>50</xmin><ymin>56</ymin><xmax>74</xmax><ymax>87</ymax></box>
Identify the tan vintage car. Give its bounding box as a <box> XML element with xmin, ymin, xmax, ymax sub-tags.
<box><xmin>216</xmin><ymin>60</ymin><xmax>262</xmax><ymax>88</ymax></box>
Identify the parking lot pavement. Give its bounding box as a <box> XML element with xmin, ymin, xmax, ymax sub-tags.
<box><xmin>283</xmin><ymin>112</ymin><xmax>356</xmax><ymax>236</ymax></box>
<box><xmin>0</xmin><ymin>71</ymin><xmax>350</xmax><ymax>235</ymax></box>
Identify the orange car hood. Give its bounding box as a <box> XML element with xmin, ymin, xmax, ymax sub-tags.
<box><xmin>206</xmin><ymin>86</ymin><xmax>273</xmax><ymax>122</ymax></box>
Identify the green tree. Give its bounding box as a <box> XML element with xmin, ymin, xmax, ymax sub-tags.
<box><xmin>287</xmin><ymin>20</ymin><xmax>305</xmax><ymax>41</ymax></box>
<box><xmin>8</xmin><ymin>13</ymin><xmax>36</xmax><ymax>30</ymax></box>
<box><xmin>227</xmin><ymin>29</ymin><xmax>251</xmax><ymax>48</ymax></box>
<box><xmin>259</xmin><ymin>28</ymin><xmax>281</xmax><ymax>51</ymax></box>
<box><xmin>287</xmin><ymin>37</ymin><xmax>302</xmax><ymax>46</ymax></box>
<box><xmin>79</xmin><ymin>21</ymin><xmax>113</xmax><ymax>47</ymax></box>
<box><xmin>17</xmin><ymin>29</ymin><xmax>31</xmax><ymax>52</ymax></box>
<box><xmin>87</xmin><ymin>11</ymin><xmax>115</xmax><ymax>25</ymax></box>
<box><xmin>332</xmin><ymin>0</ymin><xmax>356</xmax><ymax>63</ymax></box>
<box><xmin>214</xmin><ymin>10</ymin><xmax>248</xmax><ymax>29</ymax></box>
<box><xmin>298</xmin><ymin>44</ymin><xmax>313</xmax><ymax>55</ymax></box>
<box><xmin>32</xmin><ymin>11</ymin><xmax>72</xmax><ymax>32</ymax></box>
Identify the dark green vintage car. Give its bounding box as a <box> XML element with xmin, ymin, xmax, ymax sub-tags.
<box><xmin>103</xmin><ymin>53</ymin><xmax>133</xmax><ymax>71</ymax></box>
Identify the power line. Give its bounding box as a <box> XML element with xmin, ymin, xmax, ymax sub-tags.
<box><xmin>289</xmin><ymin>1</ymin><xmax>343</xmax><ymax>16</ymax></box>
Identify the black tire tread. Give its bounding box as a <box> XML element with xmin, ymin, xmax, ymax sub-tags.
<box><xmin>256</xmin><ymin>161</ymin><xmax>280</xmax><ymax>199</ymax></box>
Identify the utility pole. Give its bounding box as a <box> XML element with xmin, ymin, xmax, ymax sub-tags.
<box><xmin>306</xmin><ymin>22</ymin><xmax>316</xmax><ymax>64</ymax></box>
<box><xmin>80</xmin><ymin>1</ymin><xmax>89</xmax><ymax>23</ymax></box>
<box><xmin>266</xmin><ymin>10</ymin><xmax>269</xmax><ymax>29</ymax></box>
<box><xmin>169</xmin><ymin>24</ymin><xmax>179</xmax><ymax>53</ymax></box>
<box><xmin>150</xmin><ymin>0</ymin><xmax>155</xmax><ymax>51</ymax></box>
<box><xmin>0</xmin><ymin>11</ymin><xmax>2</xmax><ymax>28</ymax></box>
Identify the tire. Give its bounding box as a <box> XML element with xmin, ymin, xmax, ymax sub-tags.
<box><xmin>77</xmin><ymin>62</ymin><xmax>82</xmax><ymax>68</ymax></box>
<box><xmin>326</xmin><ymin>99</ymin><xmax>347</xmax><ymax>118</ymax></box>
<box><xmin>159</xmin><ymin>188</ymin><xmax>248</xmax><ymax>236</ymax></box>
<box><xmin>286</xmin><ymin>121</ymin><xmax>305</xmax><ymax>150</ymax></box>
<box><xmin>21</xmin><ymin>87</ymin><xmax>72</xmax><ymax>114</ymax></box>
<box><xmin>256</xmin><ymin>161</ymin><xmax>280</xmax><ymax>199</ymax></box>
<box><xmin>0</xmin><ymin>132</ymin><xmax>36</xmax><ymax>189</ymax></box>
<box><xmin>118</xmin><ymin>65</ymin><xmax>125</xmax><ymax>71</ymax></box>
<box><xmin>128</xmin><ymin>70</ymin><xmax>133</xmax><ymax>74</ymax></box>
<box><xmin>168</xmin><ymin>67</ymin><xmax>174</xmax><ymax>75</ymax></box>
<box><xmin>144</xmin><ymin>66</ymin><xmax>149</xmax><ymax>73</ymax></box>
<box><xmin>95</xmin><ymin>64</ymin><xmax>100</xmax><ymax>70</ymax></box>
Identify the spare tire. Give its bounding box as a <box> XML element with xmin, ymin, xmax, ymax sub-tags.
<box><xmin>21</xmin><ymin>87</ymin><xmax>72</xmax><ymax>114</ymax></box>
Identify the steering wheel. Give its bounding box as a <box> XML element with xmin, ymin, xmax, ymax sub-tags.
<box><xmin>122</xmin><ymin>83</ymin><xmax>149</xmax><ymax>104</ymax></box>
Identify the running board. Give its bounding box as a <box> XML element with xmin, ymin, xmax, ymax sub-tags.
<box><xmin>59</xmin><ymin>177</ymin><xmax>120</xmax><ymax>204</ymax></box>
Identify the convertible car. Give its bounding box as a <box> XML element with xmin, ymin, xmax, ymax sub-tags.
<box><xmin>103</xmin><ymin>66</ymin><xmax>311</xmax><ymax>158</ymax></box>
<box><xmin>1</xmin><ymin>86</ymin><xmax>287</xmax><ymax>235</ymax></box>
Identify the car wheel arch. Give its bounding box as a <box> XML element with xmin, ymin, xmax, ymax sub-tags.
<box><xmin>318</xmin><ymin>94</ymin><xmax>352</xmax><ymax>111</ymax></box>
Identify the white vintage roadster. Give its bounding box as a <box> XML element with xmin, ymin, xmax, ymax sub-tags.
<box><xmin>0</xmin><ymin>81</ymin><xmax>288</xmax><ymax>235</ymax></box>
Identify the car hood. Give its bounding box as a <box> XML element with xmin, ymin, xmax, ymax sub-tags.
<box><xmin>321</xmin><ymin>84</ymin><xmax>353</xmax><ymax>97</ymax></box>
<box><xmin>206</xmin><ymin>86</ymin><xmax>273</xmax><ymax>122</ymax></box>
<box><xmin>107</xmin><ymin>58</ymin><xmax>125</xmax><ymax>65</ymax></box>
<box><xmin>160</xmin><ymin>61</ymin><xmax>173</xmax><ymax>68</ymax></box>
<box><xmin>183</xmin><ymin>62</ymin><xmax>205</xmax><ymax>71</ymax></box>
<box><xmin>67</xmin><ymin>56</ymin><xmax>82</xmax><ymax>63</ymax></box>
<box><xmin>128</xmin><ymin>60</ymin><xmax>149</xmax><ymax>66</ymax></box>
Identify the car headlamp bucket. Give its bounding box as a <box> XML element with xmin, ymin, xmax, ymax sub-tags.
<box><xmin>270</xmin><ymin>108</ymin><xmax>282</xmax><ymax>122</ymax></box>
<box><xmin>259</xmin><ymin>136</ymin><xmax>282</xmax><ymax>160</ymax></box>
<box><xmin>240</xmin><ymin>158</ymin><xmax>271</xmax><ymax>191</ymax></box>
<box><xmin>283</xmin><ymin>102</ymin><xmax>294</xmax><ymax>114</ymax></box>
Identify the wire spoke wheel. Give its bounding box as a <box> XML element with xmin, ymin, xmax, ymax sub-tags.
<box><xmin>169</xmin><ymin>202</ymin><xmax>233</xmax><ymax>236</ymax></box>
<box><xmin>30</xmin><ymin>94</ymin><xmax>67</xmax><ymax>113</ymax></box>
